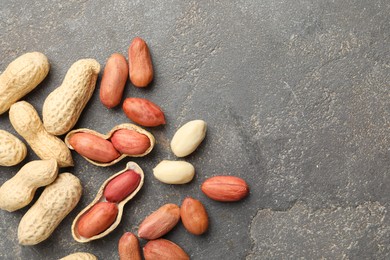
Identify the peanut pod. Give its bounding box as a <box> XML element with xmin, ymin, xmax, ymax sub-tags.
<box><xmin>59</xmin><ymin>252</ymin><xmax>97</xmax><ymax>260</ymax></box>
<box><xmin>43</xmin><ymin>59</ymin><xmax>100</xmax><ymax>135</ymax></box>
<box><xmin>72</xmin><ymin>161</ymin><xmax>144</xmax><ymax>242</ymax></box>
<box><xmin>0</xmin><ymin>159</ymin><xmax>58</xmax><ymax>212</ymax></box>
<box><xmin>9</xmin><ymin>101</ymin><xmax>74</xmax><ymax>167</ymax></box>
<box><xmin>0</xmin><ymin>52</ymin><xmax>49</xmax><ymax>115</ymax></box>
<box><xmin>18</xmin><ymin>172</ymin><xmax>82</xmax><ymax>245</ymax></box>
<box><xmin>65</xmin><ymin>123</ymin><xmax>155</xmax><ymax>167</ymax></box>
<box><xmin>0</xmin><ymin>129</ymin><xmax>27</xmax><ymax>166</ymax></box>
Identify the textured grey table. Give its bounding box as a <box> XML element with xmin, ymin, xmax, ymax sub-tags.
<box><xmin>0</xmin><ymin>0</ymin><xmax>389</xmax><ymax>259</ymax></box>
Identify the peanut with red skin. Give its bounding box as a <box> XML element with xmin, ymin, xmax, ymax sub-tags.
<box><xmin>123</xmin><ymin>97</ymin><xmax>166</xmax><ymax>127</ymax></box>
<box><xmin>68</xmin><ymin>132</ymin><xmax>120</xmax><ymax>163</ymax></box>
<box><xmin>77</xmin><ymin>202</ymin><xmax>118</xmax><ymax>238</ymax></box>
<box><xmin>143</xmin><ymin>239</ymin><xmax>189</xmax><ymax>260</ymax></box>
<box><xmin>128</xmin><ymin>37</ymin><xmax>153</xmax><ymax>87</ymax></box>
<box><xmin>181</xmin><ymin>197</ymin><xmax>209</xmax><ymax>235</ymax></box>
<box><xmin>110</xmin><ymin>129</ymin><xmax>151</xmax><ymax>155</ymax></box>
<box><xmin>104</xmin><ymin>170</ymin><xmax>141</xmax><ymax>203</ymax></box>
<box><xmin>100</xmin><ymin>53</ymin><xmax>128</xmax><ymax>108</ymax></box>
<box><xmin>118</xmin><ymin>232</ymin><xmax>142</xmax><ymax>260</ymax></box>
<box><xmin>201</xmin><ymin>176</ymin><xmax>249</xmax><ymax>202</ymax></box>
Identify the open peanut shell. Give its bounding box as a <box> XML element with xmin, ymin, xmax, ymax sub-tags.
<box><xmin>71</xmin><ymin>161</ymin><xmax>144</xmax><ymax>243</ymax></box>
<box><xmin>64</xmin><ymin>123</ymin><xmax>155</xmax><ymax>167</ymax></box>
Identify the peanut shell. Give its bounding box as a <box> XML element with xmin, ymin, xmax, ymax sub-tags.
<box><xmin>0</xmin><ymin>129</ymin><xmax>27</xmax><ymax>166</ymax></box>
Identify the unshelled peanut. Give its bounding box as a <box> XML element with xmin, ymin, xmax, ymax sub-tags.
<box><xmin>0</xmin><ymin>159</ymin><xmax>58</xmax><ymax>212</ymax></box>
<box><xmin>9</xmin><ymin>101</ymin><xmax>74</xmax><ymax>167</ymax></box>
<box><xmin>0</xmin><ymin>52</ymin><xmax>49</xmax><ymax>115</ymax></box>
<box><xmin>0</xmin><ymin>129</ymin><xmax>27</xmax><ymax>166</ymax></box>
<box><xmin>18</xmin><ymin>173</ymin><xmax>82</xmax><ymax>245</ymax></box>
<box><xmin>43</xmin><ymin>59</ymin><xmax>100</xmax><ymax>135</ymax></box>
<box><xmin>59</xmin><ymin>252</ymin><xmax>97</xmax><ymax>260</ymax></box>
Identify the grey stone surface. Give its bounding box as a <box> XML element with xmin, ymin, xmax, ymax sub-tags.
<box><xmin>0</xmin><ymin>0</ymin><xmax>389</xmax><ymax>259</ymax></box>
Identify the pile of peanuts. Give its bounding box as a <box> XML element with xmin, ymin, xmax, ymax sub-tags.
<box><xmin>0</xmin><ymin>38</ymin><xmax>249</xmax><ymax>260</ymax></box>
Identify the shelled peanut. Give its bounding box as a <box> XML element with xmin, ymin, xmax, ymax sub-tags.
<box><xmin>43</xmin><ymin>59</ymin><xmax>100</xmax><ymax>135</ymax></box>
<box><xmin>143</xmin><ymin>239</ymin><xmax>189</xmax><ymax>260</ymax></box>
<box><xmin>123</xmin><ymin>97</ymin><xmax>166</xmax><ymax>127</ymax></box>
<box><xmin>9</xmin><ymin>101</ymin><xmax>74</xmax><ymax>167</ymax></box>
<box><xmin>153</xmin><ymin>160</ymin><xmax>195</xmax><ymax>184</ymax></box>
<box><xmin>0</xmin><ymin>52</ymin><xmax>50</xmax><ymax>115</ymax></box>
<box><xmin>171</xmin><ymin>119</ymin><xmax>207</xmax><ymax>157</ymax></box>
<box><xmin>18</xmin><ymin>173</ymin><xmax>82</xmax><ymax>245</ymax></box>
<box><xmin>138</xmin><ymin>203</ymin><xmax>180</xmax><ymax>240</ymax></box>
<box><xmin>0</xmin><ymin>129</ymin><xmax>27</xmax><ymax>166</ymax></box>
<box><xmin>201</xmin><ymin>176</ymin><xmax>249</xmax><ymax>202</ymax></box>
<box><xmin>128</xmin><ymin>37</ymin><xmax>154</xmax><ymax>87</ymax></box>
<box><xmin>0</xmin><ymin>159</ymin><xmax>58</xmax><ymax>212</ymax></box>
<box><xmin>118</xmin><ymin>232</ymin><xmax>142</xmax><ymax>260</ymax></box>
<box><xmin>65</xmin><ymin>123</ymin><xmax>155</xmax><ymax>167</ymax></box>
<box><xmin>100</xmin><ymin>53</ymin><xmax>128</xmax><ymax>108</ymax></box>
<box><xmin>180</xmin><ymin>197</ymin><xmax>209</xmax><ymax>235</ymax></box>
<box><xmin>72</xmin><ymin>162</ymin><xmax>144</xmax><ymax>242</ymax></box>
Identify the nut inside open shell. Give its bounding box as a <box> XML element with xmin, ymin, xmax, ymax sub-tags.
<box><xmin>71</xmin><ymin>161</ymin><xmax>144</xmax><ymax>242</ymax></box>
<box><xmin>64</xmin><ymin>123</ymin><xmax>155</xmax><ymax>167</ymax></box>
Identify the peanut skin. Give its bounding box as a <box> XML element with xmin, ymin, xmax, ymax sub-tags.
<box><xmin>118</xmin><ymin>232</ymin><xmax>142</xmax><ymax>260</ymax></box>
<box><xmin>128</xmin><ymin>37</ymin><xmax>153</xmax><ymax>87</ymax></box>
<box><xmin>77</xmin><ymin>202</ymin><xmax>119</xmax><ymax>238</ymax></box>
<box><xmin>100</xmin><ymin>53</ymin><xmax>129</xmax><ymax>108</ymax></box>
<box><xmin>0</xmin><ymin>129</ymin><xmax>27</xmax><ymax>166</ymax></box>
<box><xmin>104</xmin><ymin>170</ymin><xmax>141</xmax><ymax>203</ymax></box>
<box><xmin>9</xmin><ymin>101</ymin><xmax>74</xmax><ymax>167</ymax></box>
<box><xmin>110</xmin><ymin>129</ymin><xmax>151</xmax><ymax>155</ymax></box>
<box><xmin>69</xmin><ymin>132</ymin><xmax>120</xmax><ymax>163</ymax></box>
<box><xmin>0</xmin><ymin>52</ymin><xmax>49</xmax><ymax>115</ymax></box>
<box><xmin>123</xmin><ymin>97</ymin><xmax>166</xmax><ymax>127</ymax></box>
<box><xmin>18</xmin><ymin>173</ymin><xmax>82</xmax><ymax>245</ymax></box>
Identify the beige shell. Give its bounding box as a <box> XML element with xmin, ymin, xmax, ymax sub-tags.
<box><xmin>18</xmin><ymin>172</ymin><xmax>82</xmax><ymax>245</ymax></box>
<box><xmin>0</xmin><ymin>52</ymin><xmax>49</xmax><ymax>115</ymax></box>
<box><xmin>9</xmin><ymin>101</ymin><xmax>74</xmax><ymax>167</ymax></box>
<box><xmin>0</xmin><ymin>129</ymin><xmax>27</xmax><ymax>166</ymax></box>
<box><xmin>43</xmin><ymin>59</ymin><xmax>100</xmax><ymax>136</ymax></box>
<box><xmin>65</xmin><ymin>123</ymin><xmax>155</xmax><ymax>167</ymax></box>
<box><xmin>0</xmin><ymin>159</ymin><xmax>58</xmax><ymax>212</ymax></box>
<box><xmin>59</xmin><ymin>252</ymin><xmax>97</xmax><ymax>260</ymax></box>
<box><xmin>72</xmin><ymin>161</ymin><xmax>144</xmax><ymax>242</ymax></box>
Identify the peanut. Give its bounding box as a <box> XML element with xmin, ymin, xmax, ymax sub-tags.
<box><xmin>128</xmin><ymin>37</ymin><xmax>153</xmax><ymax>87</ymax></box>
<box><xmin>201</xmin><ymin>175</ymin><xmax>249</xmax><ymax>202</ymax></box>
<box><xmin>143</xmin><ymin>239</ymin><xmax>189</xmax><ymax>260</ymax></box>
<box><xmin>171</xmin><ymin>120</ymin><xmax>207</xmax><ymax>157</ymax></box>
<box><xmin>68</xmin><ymin>132</ymin><xmax>120</xmax><ymax>163</ymax></box>
<box><xmin>0</xmin><ymin>129</ymin><xmax>27</xmax><ymax>166</ymax></box>
<box><xmin>180</xmin><ymin>197</ymin><xmax>209</xmax><ymax>235</ymax></box>
<box><xmin>18</xmin><ymin>172</ymin><xmax>82</xmax><ymax>245</ymax></box>
<box><xmin>138</xmin><ymin>203</ymin><xmax>180</xmax><ymax>240</ymax></box>
<box><xmin>72</xmin><ymin>161</ymin><xmax>144</xmax><ymax>242</ymax></box>
<box><xmin>110</xmin><ymin>129</ymin><xmax>151</xmax><ymax>155</ymax></box>
<box><xmin>104</xmin><ymin>170</ymin><xmax>141</xmax><ymax>203</ymax></box>
<box><xmin>0</xmin><ymin>52</ymin><xmax>49</xmax><ymax>115</ymax></box>
<box><xmin>59</xmin><ymin>252</ymin><xmax>97</xmax><ymax>260</ymax></box>
<box><xmin>65</xmin><ymin>124</ymin><xmax>155</xmax><ymax>167</ymax></box>
<box><xmin>77</xmin><ymin>202</ymin><xmax>119</xmax><ymax>238</ymax></box>
<box><xmin>9</xmin><ymin>101</ymin><xmax>74</xmax><ymax>167</ymax></box>
<box><xmin>153</xmin><ymin>160</ymin><xmax>195</xmax><ymax>184</ymax></box>
<box><xmin>43</xmin><ymin>59</ymin><xmax>100</xmax><ymax>135</ymax></box>
<box><xmin>0</xmin><ymin>159</ymin><xmax>58</xmax><ymax>212</ymax></box>
<box><xmin>118</xmin><ymin>232</ymin><xmax>142</xmax><ymax>260</ymax></box>
<box><xmin>100</xmin><ymin>53</ymin><xmax>128</xmax><ymax>108</ymax></box>
<box><xmin>123</xmin><ymin>97</ymin><xmax>166</xmax><ymax>127</ymax></box>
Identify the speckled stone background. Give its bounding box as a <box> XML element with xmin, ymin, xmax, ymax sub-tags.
<box><xmin>0</xmin><ymin>0</ymin><xmax>389</xmax><ymax>259</ymax></box>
